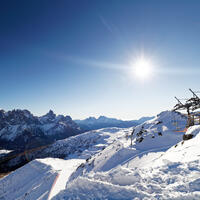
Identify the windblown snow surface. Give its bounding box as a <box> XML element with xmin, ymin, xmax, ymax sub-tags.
<box><xmin>1</xmin><ymin>111</ymin><xmax>200</xmax><ymax>200</ymax></box>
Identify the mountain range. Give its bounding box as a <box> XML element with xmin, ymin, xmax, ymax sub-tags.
<box><xmin>0</xmin><ymin>109</ymin><xmax>153</xmax><ymax>173</ymax></box>
<box><xmin>0</xmin><ymin>109</ymin><xmax>81</xmax><ymax>150</ymax></box>
<box><xmin>1</xmin><ymin>110</ymin><xmax>199</xmax><ymax>199</ymax></box>
<box><xmin>75</xmin><ymin>116</ymin><xmax>154</xmax><ymax>131</ymax></box>
<box><xmin>0</xmin><ymin>109</ymin><xmax>153</xmax><ymax>151</ymax></box>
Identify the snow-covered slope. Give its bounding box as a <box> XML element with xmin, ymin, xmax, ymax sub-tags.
<box><xmin>1</xmin><ymin>110</ymin><xmax>199</xmax><ymax>200</ymax></box>
<box><xmin>132</xmin><ymin>110</ymin><xmax>187</xmax><ymax>151</ymax></box>
<box><xmin>0</xmin><ymin>127</ymin><xmax>131</xmax><ymax>200</ymax></box>
<box><xmin>0</xmin><ymin>158</ymin><xmax>84</xmax><ymax>200</ymax></box>
<box><xmin>58</xmin><ymin>129</ymin><xmax>200</xmax><ymax>200</ymax></box>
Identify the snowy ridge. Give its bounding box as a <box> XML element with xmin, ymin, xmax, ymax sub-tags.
<box><xmin>1</xmin><ymin>110</ymin><xmax>200</xmax><ymax>200</ymax></box>
<box><xmin>132</xmin><ymin>111</ymin><xmax>187</xmax><ymax>150</ymax></box>
<box><xmin>32</xmin><ymin>127</ymin><xmax>131</xmax><ymax>161</ymax></box>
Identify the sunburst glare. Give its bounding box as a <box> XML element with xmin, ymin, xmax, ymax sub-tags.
<box><xmin>132</xmin><ymin>56</ymin><xmax>154</xmax><ymax>80</ymax></box>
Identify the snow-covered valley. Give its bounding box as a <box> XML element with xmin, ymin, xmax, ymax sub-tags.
<box><xmin>0</xmin><ymin>110</ymin><xmax>200</xmax><ymax>200</ymax></box>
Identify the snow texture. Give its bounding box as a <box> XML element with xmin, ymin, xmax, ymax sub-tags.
<box><xmin>1</xmin><ymin>110</ymin><xmax>200</xmax><ymax>200</ymax></box>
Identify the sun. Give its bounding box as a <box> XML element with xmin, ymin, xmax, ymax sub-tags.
<box><xmin>132</xmin><ymin>57</ymin><xmax>153</xmax><ymax>79</ymax></box>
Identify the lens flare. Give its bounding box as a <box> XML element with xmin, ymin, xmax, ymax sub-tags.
<box><xmin>132</xmin><ymin>57</ymin><xmax>153</xmax><ymax>79</ymax></box>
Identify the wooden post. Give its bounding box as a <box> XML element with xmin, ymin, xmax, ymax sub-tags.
<box><xmin>192</xmin><ymin>115</ymin><xmax>195</xmax><ymax>125</ymax></box>
<box><xmin>187</xmin><ymin>114</ymin><xmax>191</xmax><ymax>128</ymax></box>
<box><xmin>131</xmin><ymin>128</ymin><xmax>135</xmax><ymax>147</ymax></box>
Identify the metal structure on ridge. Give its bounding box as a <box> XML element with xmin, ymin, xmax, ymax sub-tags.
<box><xmin>173</xmin><ymin>89</ymin><xmax>200</xmax><ymax>131</ymax></box>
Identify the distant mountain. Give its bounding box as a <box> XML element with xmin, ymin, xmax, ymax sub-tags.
<box><xmin>75</xmin><ymin>115</ymin><xmax>154</xmax><ymax>131</ymax></box>
<box><xmin>0</xmin><ymin>109</ymin><xmax>81</xmax><ymax>150</ymax></box>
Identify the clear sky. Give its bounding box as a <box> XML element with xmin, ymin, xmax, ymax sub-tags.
<box><xmin>1</xmin><ymin>0</ymin><xmax>200</xmax><ymax>120</ymax></box>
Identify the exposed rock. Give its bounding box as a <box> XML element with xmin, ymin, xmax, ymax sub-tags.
<box><xmin>183</xmin><ymin>134</ymin><xmax>193</xmax><ymax>141</ymax></box>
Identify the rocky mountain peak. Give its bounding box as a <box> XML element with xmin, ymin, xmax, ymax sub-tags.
<box><xmin>46</xmin><ymin>110</ymin><xmax>56</xmax><ymax>118</ymax></box>
<box><xmin>0</xmin><ymin>109</ymin><xmax>81</xmax><ymax>150</ymax></box>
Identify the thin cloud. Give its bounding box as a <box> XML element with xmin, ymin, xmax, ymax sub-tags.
<box><xmin>69</xmin><ymin>56</ymin><xmax>128</xmax><ymax>70</ymax></box>
<box><xmin>99</xmin><ymin>15</ymin><xmax>114</xmax><ymax>34</ymax></box>
<box><xmin>56</xmin><ymin>54</ymin><xmax>128</xmax><ymax>71</ymax></box>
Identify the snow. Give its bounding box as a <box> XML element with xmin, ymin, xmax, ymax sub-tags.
<box><xmin>1</xmin><ymin>110</ymin><xmax>200</xmax><ymax>200</ymax></box>
<box><xmin>0</xmin><ymin>158</ymin><xmax>84</xmax><ymax>200</ymax></box>
<box><xmin>0</xmin><ymin>125</ymin><xmax>21</xmax><ymax>141</ymax></box>
<box><xmin>185</xmin><ymin>125</ymin><xmax>200</xmax><ymax>136</ymax></box>
<box><xmin>0</xmin><ymin>149</ymin><xmax>13</xmax><ymax>160</ymax></box>
<box><xmin>46</xmin><ymin>159</ymin><xmax>84</xmax><ymax>199</ymax></box>
<box><xmin>0</xmin><ymin>149</ymin><xmax>12</xmax><ymax>154</ymax></box>
<box><xmin>53</xmin><ymin>125</ymin><xmax>200</xmax><ymax>199</ymax></box>
<box><xmin>41</xmin><ymin>123</ymin><xmax>57</xmax><ymax>134</ymax></box>
<box><xmin>0</xmin><ymin>159</ymin><xmax>58</xmax><ymax>200</ymax></box>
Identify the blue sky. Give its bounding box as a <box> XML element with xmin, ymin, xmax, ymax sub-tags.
<box><xmin>1</xmin><ymin>0</ymin><xmax>200</xmax><ymax>120</ymax></box>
